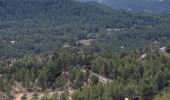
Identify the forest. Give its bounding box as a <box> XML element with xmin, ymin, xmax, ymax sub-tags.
<box><xmin>1</xmin><ymin>45</ymin><xmax>170</xmax><ymax>100</ymax></box>
<box><xmin>1</xmin><ymin>0</ymin><xmax>170</xmax><ymax>100</ymax></box>
<box><xmin>1</xmin><ymin>0</ymin><xmax>170</xmax><ymax>59</ymax></box>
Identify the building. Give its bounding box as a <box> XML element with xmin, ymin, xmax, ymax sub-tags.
<box><xmin>140</xmin><ymin>53</ymin><xmax>147</xmax><ymax>60</ymax></box>
<box><xmin>91</xmin><ymin>72</ymin><xmax>112</xmax><ymax>84</ymax></box>
<box><xmin>10</xmin><ymin>41</ymin><xmax>16</xmax><ymax>44</ymax></box>
<box><xmin>76</xmin><ymin>39</ymin><xmax>94</xmax><ymax>46</ymax></box>
<box><xmin>159</xmin><ymin>47</ymin><xmax>167</xmax><ymax>53</ymax></box>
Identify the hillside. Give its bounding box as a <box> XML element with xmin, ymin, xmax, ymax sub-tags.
<box><xmin>1</xmin><ymin>0</ymin><xmax>170</xmax><ymax>100</ymax></box>
<box><xmin>1</xmin><ymin>0</ymin><xmax>170</xmax><ymax>59</ymax></box>
<box><xmin>0</xmin><ymin>0</ymin><xmax>117</xmax><ymax>58</ymax></box>
<box><xmin>79</xmin><ymin>0</ymin><xmax>170</xmax><ymax>12</ymax></box>
<box><xmin>1</xmin><ymin>46</ymin><xmax>170</xmax><ymax>99</ymax></box>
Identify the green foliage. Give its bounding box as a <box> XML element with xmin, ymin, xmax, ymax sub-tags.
<box><xmin>1</xmin><ymin>0</ymin><xmax>170</xmax><ymax>59</ymax></box>
<box><xmin>90</xmin><ymin>75</ymin><xmax>99</xmax><ymax>85</ymax></box>
<box><xmin>1</xmin><ymin>0</ymin><xmax>170</xmax><ymax>99</ymax></box>
<box><xmin>73</xmin><ymin>52</ymin><xmax>170</xmax><ymax>100</ymax></box>
<box><xmin>2</xmin><ymin>47</ymin><xmax>170</xmax><ymax>99</ymax></box>
<box><xmin>2</xmin><ymin>48</ymin><xmax>91</xmax><ymax>90</ymax></box>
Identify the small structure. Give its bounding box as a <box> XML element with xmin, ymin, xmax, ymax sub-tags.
<box><xmin>80</xmin><ymin>69</ymin><xmax>86</xmax><ymax>73</ymax></box>
<box><xmin>99</xmin><ymin>77</ymin><xmax>111</xmax><ymax>84</ymax></box>
<box><xmin>76</xmin><ymin>39</ymin><xmax>94</xmax><ymax>46</ymax></box>
<box><xmin>113</xmin><ymin>28</ymin><xmax>123</xmax><ymax>32</ymax></box>
<box><xmin>91</xmin><ymin>72</ymin><xmax>112</xmax><ymax>84</ymax></box>
<box><xmin>11</xmin><ymin>58</ymin><xmax>18</xmax><ymax>63</ymax></box>
<box><xmin>154</xmin><ymin>40</ymin><xmax>158</xmax><ymax>44</ymax></box>
<box><xmin>106</xmin><ymin>28</ymin><xmax>124</xmax><ymax>32</ymax></box>
<box><xmin>10</xmin><ymin>41</ymin><xmax>16</xmax><ymax>44</ymax></box>
<box><xmin>121</xmin><ymin>46</ymin><xmax>124</xmax><ymax>49</ymax></box>
<box><xmin>159</xmin><ymin>47</ymin><xmax>167</xmax><ymax>53</ymax></box>
<box><xmin>63</xmin><ymin>44</ymin><xmax>70</xmax><ymax>48</ymax></box>
<box><xmin>125</xmin><ymin>97</ymin><xmax>129</xmax><ymax>100</ymax></box>
<box><xmin>140</xmin><ymin>54</ymin><xmax>147</xmax><ymax>60</ymax></box>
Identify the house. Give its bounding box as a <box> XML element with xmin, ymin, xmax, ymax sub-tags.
<box><xmin>76</xmin><ymin>39</ymin><xmax>94</xmax><ymax>46</ymax></box>
<box><xmin>10</xmin><ymin>41</ymin><xmax>16</xmax><ymax>44</ymax></box>
<box><xmin>99</xmin><ymin>77</ymin><xmax>111</xmax><ymax>84</ymax></box>
<box><xmin>140</xmin><ymin>54</ymin><xmax>147</xmax><ymax>60</ymax></box>
<box><xmin>91</xmin><ymin>72</ymin><xmax>112</xmax><ymax>84</ymax></box>
<box><xmin>159</xmin><ymin>47</ymin><xmax>167</xmax><ymax>52</ymax></box>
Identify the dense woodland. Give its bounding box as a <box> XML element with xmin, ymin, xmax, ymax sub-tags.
<box><xmin>1</xmin><ymin>0</ymin><xmax>170</xmax><ymax>58</ymax></box>
<box><xmin>1</xmin><ymin>46</ymin><xmax>170</xmax><ymax>99</ymax></box>
<box><xmin>1</xmin><ymin>0</ymin><xmax>170</xmax><ymax>100</ymax></box>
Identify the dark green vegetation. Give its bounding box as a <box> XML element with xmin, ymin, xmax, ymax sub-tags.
<box><xmin>1</xmin><ymin>0</ymin><xmax>170</xmax><ymax>100</ymax></box>
<box><xmin>1</xmin><ymin>46</ymin><xmax>170</xmax><ymax>99</ymax></box>
<box><xmin>0</xmin><ymin>47</ymin><xmax>92</xmax><ymax>99</ymax></box>
<box><xmin>1</xmin><ymin>0</ymin><xmax>170</xmax><ymax>59</ymax></box>
<box><xmin>0</xmin><ymin>77</ymin><xmax>12</xmax><ymax>99</ymax></box>
<box><xmin>3</xmin><ymin>48</ymin><xmax>90</xmax><ymax>90</ymax></box>
<box><xmin>73</xmin><ymin>51</ymin><xmax>170</xmax><ymax>100</ymax></box>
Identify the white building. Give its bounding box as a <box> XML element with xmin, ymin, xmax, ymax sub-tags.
<box><xmin>159</xmin><ymin>47</ymin><xmax>167</xmax><ymax>52</ymax></box>
<box><xmin>10</xmin><ymin>41</ymin><xmax>16</xmax><ymax>44</ymax></box>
